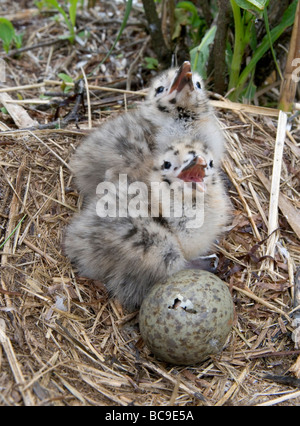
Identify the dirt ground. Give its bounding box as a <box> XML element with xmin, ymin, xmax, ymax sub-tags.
<box><xmin>0</xmin><ymin>0</ymin><xmax>300</xmax><ymax>406</ymax></box>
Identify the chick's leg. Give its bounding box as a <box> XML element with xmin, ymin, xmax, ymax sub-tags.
<box><xmin>184</xmin><ymin>254</ymin><xmax>219</xmax><ymax>272</ymax></box>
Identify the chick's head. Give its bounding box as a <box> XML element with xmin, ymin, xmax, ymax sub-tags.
<box><xmin>143</xmin><ymin>62</ymin><xmax>209</xmax><ymax>125</ymax></box>
<box><xmin>151</xmin><ymin>139</ymin><xmax>215</xmax><ymax>193</ymax></box>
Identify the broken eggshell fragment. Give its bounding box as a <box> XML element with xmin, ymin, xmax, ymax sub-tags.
<box><xmin>139</xmin><ymin>269</ymin><xmax>234</xmax><ymax>365</ymax></box>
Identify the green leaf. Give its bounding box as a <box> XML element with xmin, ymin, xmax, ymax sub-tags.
<box><xmin>13</xmin><ymin>33</ymin><xmax>23</xmax><ymax>50</ymax></box>
<box><xmin>263</xmin><ymin>6</ymin><xmax>282</xmax><ymax>80</ymax></box>
<box><xmin>45</xmin><ymin>0</ymin><xmax>67</xmax><ymax>17</ymax></box>
<box><xmin>77</xmin><ymin>29</ymin><xmax>90</xmax><ymax>39</ymax></box>
<box><xmin>69</xmin><ymin>0</ymin><xmax>79</xmax><ymax>28</ymax></box>
<box><xmin>34</xmin><ymin>1</ymin><xmax>45</xmax><ymax>11</ymax></box>
<box><xmin>0</xmin><ymin>215</ymin><xmax>27</xmax><ymax>250</ymax></box>
<box><xmin>234</xmin><ymin>0</ymin><xmax>269</xmax><ymax>13</ymax></box>
<box><xmin>172</xmin><ymin>9</ymin><xmax>190</xmax><ymax>40</ymax></box>
<box><xmin>176</xmin><ymin>1</ymin><xmax>202</xmax><ymax>29</ymax></box>
<box><xmin>242</xmin><ymin>69</ymin><xmax>257</xmax><ymax>100</ymax></box>
<box><xmin>58</xmin><ymin>72</ymin><xmax>73</xmax><ymax>93</ymax></box>
<box><xmin>234</xmin><ymin>0</ymin><xmax>297</xmax><ymax>99</ymax></box>
<box><xmin>176</xmin><ymin>1</ymin><xmax>198</xmax><ymax>14</ymax></box>
<box><xmin>248</xmin><ymin>19</ymin><xmax>257</xmax><ymax>50</ymax></box>
<box><xmin>58</xmin><ymin>72</ymin><xmax>74</xmax><ymax>83</ymax></box>
<box><xmin>39</xmin><ymin>94</ymin><xmax>52</xmax><ymax>100</ymax></box>
<box><xmin>0</xmin><ymin>18</ymin><xmax>15</xmax><ymax>53</ymax></box>
<box><xmin>190</xmin><ymin>25</ymin><xmax>217</xmax><ymax>78</ymax></box>
<box><xmin>45</xmin><ymin>0</ymin><xmax>73</xmax><ymax>37</ymax></box>
<box><xmin>144</xmin><ymin>57</ymin><xmax>158</xmax><ymax>70</ymax></box>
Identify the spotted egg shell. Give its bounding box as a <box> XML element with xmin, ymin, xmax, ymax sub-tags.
<box><xmin>139</xmin><ymin>269</ymin><xmax>234</xmax><ymax>365</ymax></box>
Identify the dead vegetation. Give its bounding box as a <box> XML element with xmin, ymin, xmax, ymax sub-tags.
<box><xmin>0</xmin><ymin>1</ymin><xmax>300</xmax><ymax>406</ymax></box>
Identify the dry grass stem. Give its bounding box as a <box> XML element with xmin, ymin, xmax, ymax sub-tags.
<box><xmin>264</xmin><ymin>111</ymin><xmax>288</xmax><ymax>269</ymax></box>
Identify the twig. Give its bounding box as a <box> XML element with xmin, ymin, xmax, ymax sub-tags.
<box><xmin>0</xmin><ymin>162</ymin><xmax>25</xmax><ymax>308</ymax></box>
<box><xmin>140</xmin><ymin>360</ymin><xmax>211</xmax><ymax>405</ymax></box>
<box><xmin>23</xmin><ymin>239</ymin><xmax>58</xmax><ymax>265</ymax></box>
<box><xmin>13</xmin><ymin>170</ymin><xmax>31</xmax><ymax>253</ymax></box>
<box><xmin>53</xmin><ymin>320</ymin><xmax>105</xmax><ymax>365</ymax></box>
<box><xmin>223</xmin><ymin>158</ymin><xmax>262</xmax><ymax>241</ymax></box>
<box><xmin>0</xmin><ymin>287</ymin><xmax>22</xmax><ymax>296</ymax></box>
<box><xmin>4</xmin><ymin>99</ymin><xmax>50</xmax><ymax>105</ymax></box>
<box><xmin>210</xmin><ymin>99</ymin><xmax>279</xmax><ymax>117</ymax></box>
<box><xmin>256</xmin><ymin>170</ymin><xmax>300</xmax><ymax>240</ymax></box>
<box><xmin>0</xmin><ymin>92</ymin><xmax>38</xmax><ymax>128</ymax></box>
<box><xmin>126</xmin><ymin>36</ymin><xmax>150</xmax><ymax>90</ymax></box>
<box><xmin>256</xmin><ymin>390</ymin><xmax>300</xmax><ymax>406</ymax></box>
<box><xmin>54</xmin><ymin>79</ymin><xmax>86</xmax><ymax>125</ymax></box>
<box><xmin>278</xmin><ymin>0</ymin><xmax>300</xmax><ymax>112</ymax></box>
<box><xmin>263</xmin><ymin>110</ymin><xmax>288</xmax><ymax>271</ymax></box>
<box><xmin>229</xmin><ymin>283</ymin><xmax>291</xmax><ymax>322</ymax></box>
<box><xmin>4</xmin><ymin>39</ymin><xmax>63</xmax><ymax>58</ymax></box>
<box><xmin>81</xmin><ymin>68</ymin><xmax>92</xmax><ymax>129</ymax></box>
<box><xmin>264</xmin><ymin>374</ymin><xmax>300</xmax><ymax>388</ymax></box>
<box><xmin>35</xmin><ymin>190</ymin><xmax>77</xmax><ymax>212</ymax></box>
<box><xmin>294</xmin><ymin>268</ymin><xmax>300</xmax><ymax>318</ymax></box>
<box><xmin>0</xmin><ymin>82</ymin><xmax>45</xmax><ymax>93</ymax></box>
<box><xmin>18</xmin><ymin>188</ymin><xmax>57</xmax><ymax>245</ymax></box>
<box><xmin>0</xmin><ymin>80</ymin><xmax>146</xmax><ymax>96</ymax></box>
<box><xmin>27</xmin><ymin>130</ymin><xmax>71</xmax><ymax>170</ymax></box>
<box><xmin>215</xmin><ymin>365</ymin><xmax>250</xmax><ymax>406</ymax></box>
<box><xmin>0</xmin><ymin>319</ymin><xmax>35</xmax><ymax>406</ymax></box>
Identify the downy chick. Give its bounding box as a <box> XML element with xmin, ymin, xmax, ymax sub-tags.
<box><xmin>151</xmin><ymin>138</ymin><xmax>230</xmax><ymax>261</ymax></box>
<box><xmin>65</xmin><ymin>137</ymin><xmax>229</xmax><ymax>311</ymax></box>
<box><xmin>70</xmin><ymin>62</ymin><xmax>225</xmax><ymax>201</ymax></box>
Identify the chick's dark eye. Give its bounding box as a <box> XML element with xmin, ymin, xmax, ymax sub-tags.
<box><xmin>209</xmin><ymin>160</ymin><xmax>214</xmax><ymax>168</ymax></box>
<box><xmin>155</xmin><ymin>86</ymin><xmax>165</xmax><ymax>95</ymax></box>
<box><xmin>163</xmin><ymin>161</ymin><xmax>172</xmax><ymax>170</ymax></box>
<box><xmin>196</xmin><ymin>81</ymin><xmax>201</xmax><ymax>89</ymax></box>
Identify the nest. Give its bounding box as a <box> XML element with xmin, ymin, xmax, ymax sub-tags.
<box><xmin>1</xmin><ymin>2</ymin><xmax>300</xmax><ymax>407</ymax></box>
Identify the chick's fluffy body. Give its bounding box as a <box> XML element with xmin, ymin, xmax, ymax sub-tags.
<box><xmin>70</xmin><ymin>65</ymin><xmax>225</xmax><ymax>201</ymax></box>
<box><xmin>65</xmin><ymin>139</ymin><xmax>229</xmax><ymax>310</ymax></box>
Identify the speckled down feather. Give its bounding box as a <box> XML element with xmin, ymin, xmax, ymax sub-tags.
<box><xmin>65</xmin><ymin>138</ymin><xmax>230</xmax><ymax>310</ymax></box>
<box><xmin>70</xmin><ymin>62</ymin><xmax>225</xmax><ymax>202</ymax></box>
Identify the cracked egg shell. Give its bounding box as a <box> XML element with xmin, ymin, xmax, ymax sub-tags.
<box><xmin>139</xmin><ymin>269</ymin><xmax>234</xmax><ymax>365</ymax></box>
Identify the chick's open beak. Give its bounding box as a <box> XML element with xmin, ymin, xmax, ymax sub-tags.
<box><xmin>169</xmin><ymin>61</ymin><xmax>194</xmax><ymax>94</ymax></box>
<box><xmin>177</xmin><ymin>156</ymin><xmax>207</xmax><ymax>192</ymax></box>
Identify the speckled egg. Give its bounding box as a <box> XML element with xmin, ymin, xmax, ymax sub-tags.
<box><xmin>139</xmin><ymin>269</ymin><xmax>234</xmax><ymax>365</ymax></box>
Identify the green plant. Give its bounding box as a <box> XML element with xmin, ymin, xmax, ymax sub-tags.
<box><xmin>228</xmin><ymin>0</ymin><xmax>257</xmax><ymax>95</ymax></box>
<box><xmin>143</xmin><ymin>0</ymin><xmax>297</xmax><ymax>102</ymax></box>
<box><xmin>0</xmin><ymin>215</ymin><xmax>27</xmax><ymax>250</ymax></box>
<box><xmin>190</xmin><ymin>25</ymin><xmax>217</xmax><ymax>79</ymax></box>
<box><xmin>227</xmin><ymin>0</ymin><xmax>297</xmax><ymax>101</ymax></box>
<box><xmin>0</xmin><ymin>17</ymin><xmax>23</xmax><ymax>53</ymax></box>
<box><xmin>144</xmin><ymin>56</ymin><xmax>159</xmax><ymax>70</ymax></box>
<box><xmin>38</xmin><ymin>0</ymin><xmax>80</xmax><ymax>44</ymax></box>
<box><xmin>0</xmin><ymin>106</ymin><xmax>8</xmax><ymax>114</ymax></box>
<box><xmin>58</xmin><ymin>72</ymin><xmax>74</xmax><ymax>93</ymax></box>
<box><xmin>173</xmin><ymin>1</ymin><xmax>208</xmax><ymax>47</ymax></box>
